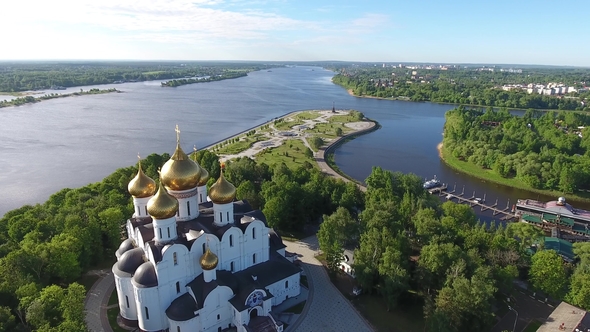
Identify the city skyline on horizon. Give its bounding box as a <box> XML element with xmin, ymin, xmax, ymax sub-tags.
<box><xmin>3</xmin><ymin>0</ymin><xmax>590</xmax><ymax>67</ymax></box>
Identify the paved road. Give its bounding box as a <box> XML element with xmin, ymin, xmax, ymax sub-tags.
<box><xmin>85</xmin><ymin>270</ymin><xmax>115</xmax><ymax>332</ymax></box>
<box><xmin>285</xmin><ymin>236</ymin><xmax>374</xmax><ymax>332</ymax></box>
<box><xmin>314</xmin><ymin>121</ymin><xmax>376</xmax><ymax>192</ymax></box>
<box><xmin>491</xmin><ymin>289</ymin><xmax>554</xmax><ymax>332</ymax></box>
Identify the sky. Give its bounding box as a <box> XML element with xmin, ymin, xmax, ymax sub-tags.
<box><xmin>2</xmin><ymin>0</ymin><xmax>589</xmax><ymax>66</ymax></box>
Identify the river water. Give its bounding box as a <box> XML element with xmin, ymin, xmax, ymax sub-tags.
<box><xmin>0</xmin><ymin>66</ymin><xmax>562</xmax><ymax>218</ymax></box>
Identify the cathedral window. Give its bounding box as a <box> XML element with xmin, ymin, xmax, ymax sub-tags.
<box><xmin>229</xmin><ymin>235</ymin><xmax>234</xmax><ymax>247</ymax></box>
<box><xmin>144</xmin><ymin>206</ymin><xmax>148</xmax><ymax>216</ymax></box>
<box><xmin>227</xmin><ymin>211</ymin><xmax>230</xmax><ymax>221</ymax></box>
<box><xmin>145</xmin><ymin>307</ymin><xmax>149</xmax><ymax>320</ymax></box>
<box><xmin>252</xmin><ymin>227</ymin><xmax>256</xmax><ymax>239</ymax></box>
<box><xmin>177</xmin><ymin>327</ymin><xmax>181</xmax><ymax>332</ymax></box>
<box><xmin>125</xmin><ymin>296</ymin><xmax>130</xmax><ymax>308</ymax></box>
<box><xmin>173</xmin><ymin>252</ymin><xmax>178</xmax><ymax>265</ymax></box>
<box><xmin>230</xmin><ymin>261</ymin><xmax>235</xmax><ymax>272</ymax></box>
<box><xmin>176</xmin><ymin>281</ymin><xmax>180</xmax><ymax>293</ymax></box>
<box><xmin>202</xmin><ymin>243</ymin><xmax>206</xmax><ymax>255</ymax></box>
<box><xmin>219</xmin><ymin>212</ymin><xmax>222</xmax><ymax>222</ymax></box>
<box><xmin>187</xmin><ymin>201</ymin><xmax>191</xmax><ymax>216</ymax></box>
<box><xmin>217</xmin><ymin>314</ymin><xmax>220</xmax><ymax>320</ymax></box>
<box><xmin>159</xmin><ymin>229</ymin><xmax>162</xmax><ymax>239</ymax></box>
<box><xmin>199</xmin><ymin>193</ymin><xmax>203</xmax><ymax>202</ymax></box>
<box><xmin>285</xmin><ymin>280</ymin><xmax>288</xmax><ymax>288</ymax></box>
<box><xmin>253</xmin><ymin>253</ymin><xmax>256</xmax><ymax>264</ymax></box>
<box><xmin>167</xmin><ymin>227</ymin><xmax>171</xmax><ymax>238</ymax></box>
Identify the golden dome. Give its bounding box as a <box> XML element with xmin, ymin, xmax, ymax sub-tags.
<box><xmin>200</xmin><ymin>248</ymin><xmax>218</xmax><ymax>270</ymax></box>
<box><xmin>208</xmin><ymin>166</ymin><xmax>236</xmax><ymax>204</ymax></box>
<box><xmin>128</xmin><ymin>160</ymin><xmax>157</xmax><ymax>198</ymax></box>
<box><xmin>160</xmin><ymin>142</ymin><xmax>202</xmax><ymax>191</ymax></box>
<box><xmin>147</xmin><ymin>182</ymin><xmax>179</xmax><ymax>219</ymax></box>
<box><xmin>192</xmin><ymin>146</ymin><xmax>209</xmax><ymax>187</ymax></box>
<box><xmin>197</xmin><ymin>166</ymin><xmax>209</xmax><ymax>186</ymax></box>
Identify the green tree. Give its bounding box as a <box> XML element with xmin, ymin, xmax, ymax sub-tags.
<box><xmin>0</xmin><ymin>306</ymin><xmax>16</xmax><ymax>332</ymax></box>
<box><xmin>529</xmin><ymin>250</ymin><xmax>567</xmax><ymax>299</ymax></box>
<box><xmin>565</xmin><ymin>273</ymin><xmax>590</xmax><ymax>310</ymax></box>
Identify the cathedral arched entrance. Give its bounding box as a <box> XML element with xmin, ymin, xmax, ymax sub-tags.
<box><xmin>249</xmin><ymin>306</ymin><xmax>261</xmax><ymax>319</ymax></box>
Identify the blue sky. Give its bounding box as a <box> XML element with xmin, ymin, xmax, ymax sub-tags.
<box><xmin>3</xmin><ymin>0</ymin><xmax>589</xmax><ymax>66</ymax></box>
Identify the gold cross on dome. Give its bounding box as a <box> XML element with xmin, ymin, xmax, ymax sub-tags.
<box><xmin>137</xmin><ymin>153</ymin><xmax>141</xmax><ymax>160</ymax></box>
<box><xmin>175</xmin><ymin>124</ymin><xmax>181</xmax><ymax>143</ymax></box>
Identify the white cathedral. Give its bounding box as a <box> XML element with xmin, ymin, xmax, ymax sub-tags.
<box><xmin>113</xmin><ymin>128</ymin><xmax>301</xmax><ymax>332</ymax></box>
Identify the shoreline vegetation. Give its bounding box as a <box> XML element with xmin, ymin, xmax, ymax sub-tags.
<box><xmin>437</xmin><ymin>142</ymin><xmax>590</xmax><ymax>203</ymax></box>
<box><xmin>0</xmin><ymin>62</ymin><xmax>277</xmax><ymax>93</ymax></box>
<box><xmin>440</xmin><ymin>106</ymin><xmax>590</xmax><ymax>203</ymax></box>
<box><xmin>329</xmin><ymin>65</ymin><xmax>590</xmax><ymax>112</ymax></box>
<box><xmin>0</xmin><ymin>88</ymin><xmax>121</xmax><ymax>108</ymax></box>
<box><xmin>160</xmin><ymin>71</ymin><xmax>249</xmax><ymax>87</ymax></box>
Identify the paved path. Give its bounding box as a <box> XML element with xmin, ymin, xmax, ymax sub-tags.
<box><xmin>284</xmin><ymin>236</ymin><xmax>374</xmax><ymax>332</ymax></box>
<box><xmin>85</xmin><ymin>270</ymin><xmax>115</xmax><ymax>332</ymax></box>
<box><xmin>314</xmin><ymin>120</ymin><xmax>376</xmax><ymax>192</ymax></box>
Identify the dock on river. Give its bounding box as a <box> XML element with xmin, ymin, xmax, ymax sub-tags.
<box><xmin>429</xmin><ymin>184</ymin><xmax>518</xmax><ymax>221</ymax></box>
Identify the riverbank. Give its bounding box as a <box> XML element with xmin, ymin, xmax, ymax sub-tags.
<box><xmin>343</xmin><ymin>88</ymin><xmax>572</xmax><ymax>113</ymax></box>
<box><xmin>438</xmin><ymin>142</ymin><xmax>590</xmax><ymax>203</ymax></box>
<box><xmin>0</xmin><ymin>88</ymin><xmax>121</xmax><ymax>108</ymax></box>
<box><xmin>323</xmin><ymin>117</ymin><xmax>380</xmax><ymax>187</ymax></box>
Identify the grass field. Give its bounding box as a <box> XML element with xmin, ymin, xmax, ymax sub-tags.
<box><xmin>216</xmin><ymin>135</ymin><xmax>266</xmax><ymax>155</ymax></box>
<box><xmin>254</xmin><ymin>139</ymin><xmax>315</xmax><ymax>170</ymax></box>
<box><xmin>295</xmin><ymin>111</ymin><xmax>322</xmax><ymax>120</ymax></box>
<box><xmin>274</xmin><ymin>118</ymin><xmax>305</xmax><ymax>131</ymax></box>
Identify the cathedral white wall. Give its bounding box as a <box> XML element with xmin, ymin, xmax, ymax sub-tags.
<box><xmin>169</xmin><ymin>188</ymin><xmax>199</xmax><ymax>221</ymax></box>
<box><xmin>155</xmin><ymin>244</ymin><xmax>192</xmax><ymax>314</ymax></box>
<box><xmin>168</xmin><ymin>316</ymin><xmax>201</xmax><ymax>332</ymax></box>
<box><xmin>241</xmin><ymin>221</ymin><xmax>269</xmax><ymax>270</ymax></box>
<box><xmin>132</xmin><ymin>196</ymin><xmax>151</xmax><ymax>218</ymax></box>
<box><xmin>267</xmin><ymin>273</ymin><xmax>301</xmax><ymax>306</ymax></box>
<box><xmin>202</xmin><ymin>286</ymin><xmax>234</xmax><ymax>331</ymax></box>
<box><xmin>197</xmin><ymin>185</ymin><xmax>207</xmax><ymax>204</ymax></box>
<box><xmin>152</xmin><ymin>216</ymin><xmax>178</xmax><ymax>243</ymax></box>
<box><xmin>114</xmin><ymin>274</ymin><xmax>137</xmax><ymax>321</ymax></box>
<box><xmin>220</xmin><ymin>228</ymin><xmax>243</xmax><ymax>272</ymax></box>
<box><xmin>135</xmin><ymin>286</ymin><xmax>165</xmax><ymax>331</ymax></box>
<box><xmin>213</xmin><ymin>202</ymin><xmax>233</xmax><ymax>226</ymax></box>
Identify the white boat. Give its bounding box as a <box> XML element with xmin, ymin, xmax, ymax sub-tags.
<box><xmin>423</xmin><ymin>175</ymin><xmax>442</xmax><ymax>189</ymax></box>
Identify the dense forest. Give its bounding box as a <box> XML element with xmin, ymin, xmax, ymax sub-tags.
<box><xmin>0</xmin><ymin>150</ymin><xmax>364</xmax><ymax>331</ymax></box>
<box><xmin>160</xmin><ymin>71</ymin><xmax>248</xmax><ymax>87</ymax></box>
<box><xmin>330</xmin><ymin>66</ymin><xmax>590</xmax><ymax>111</ymax></box>
<box><xmin>0</xmin><ymin>62</ymin><xmax>276</xmax><ymax>92</ymax></box>
<box><xmin>443</xmin><ymin>106</ymin><xmax>590</xmax><ymax>193</ymax></box>
<box><xmin>318</xmin><ymin>167</ymin><xmax>590</xmax><ymax>332</ymax></box>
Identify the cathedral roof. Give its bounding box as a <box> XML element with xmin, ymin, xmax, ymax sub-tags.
<box><xmin>132</xmin><ymin>262</ymin><xmax>158</xmax><ymax>288</ymax></box>
<box><xmin>166</xmin><ymin>293</ymin><xmax>198</xmax><ymax>322</ymax></box>
<box><xmin>116</xmin><ymin>239</ymin><xmax>135</xmax><ymax>259</ymax></box>
<box><xmin>113</xmin><ymin>248</ymin><xmax>145</xmax><ymax>277</ymax></box>
<box><xmin>127</xmin><ymin>160</ymin><xmax>157</xmax><ymax>198</ymax></box>
<box><xmin>269</xmin><ymin>228</ymin><xmax>287</xmax><ymax>251</ymax></box>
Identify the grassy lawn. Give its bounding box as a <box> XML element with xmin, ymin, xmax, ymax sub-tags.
<box><xmin>107</xmin><ymin>306</ymin><xmax>127</xmax><ymax>332</ymax></box>
<box><xmin>283</xmin><ymin>301</ymin><xmax>306</xmax><ymax>314</ymax></box>
<box><xmin>440</xmin><ymin>145</ymin><xmax>590</xmax><ymax>203</ymax></box>
<box><xmin>328</xmin><ymin>114</ymin><xmax>359</xmax><ymax>124</ymax></box>
<box><xmin>295</xmin><ymin>111</ymin><xmax>322</xmax><ymax>120</ymax></box>
<box><xmin>216</xmin><ymin>136</ymin><xmax>264</xmax><ymax>155</ymax></box>
<box><xmin>300</xmin><ymin>275</ymin><xmax>308</xmax><ymax>288</ymax></box>
<box><xmin>108</xmin><ymin>288</ymin><xmax>119</xmax><ymax>306</ymax></box>
<box><xmin>254</xmin><ymin>139</ymin><xmax>316</xmax><ymax>170</ymax></box>
<box><xmin>274</xmin><ymin>118</ymin><xmax>305</xmax><ymax>131</ymax></box>
<box><xmin>522</xmin><ymin>319</ymin><xmax>542</xmax><ymax>332</ymax></box>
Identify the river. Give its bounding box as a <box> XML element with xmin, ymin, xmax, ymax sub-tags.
<box><xmin>0</xmin><ymin>66</ymin><xmax>564</xmax><ymax>218</ymax></box>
